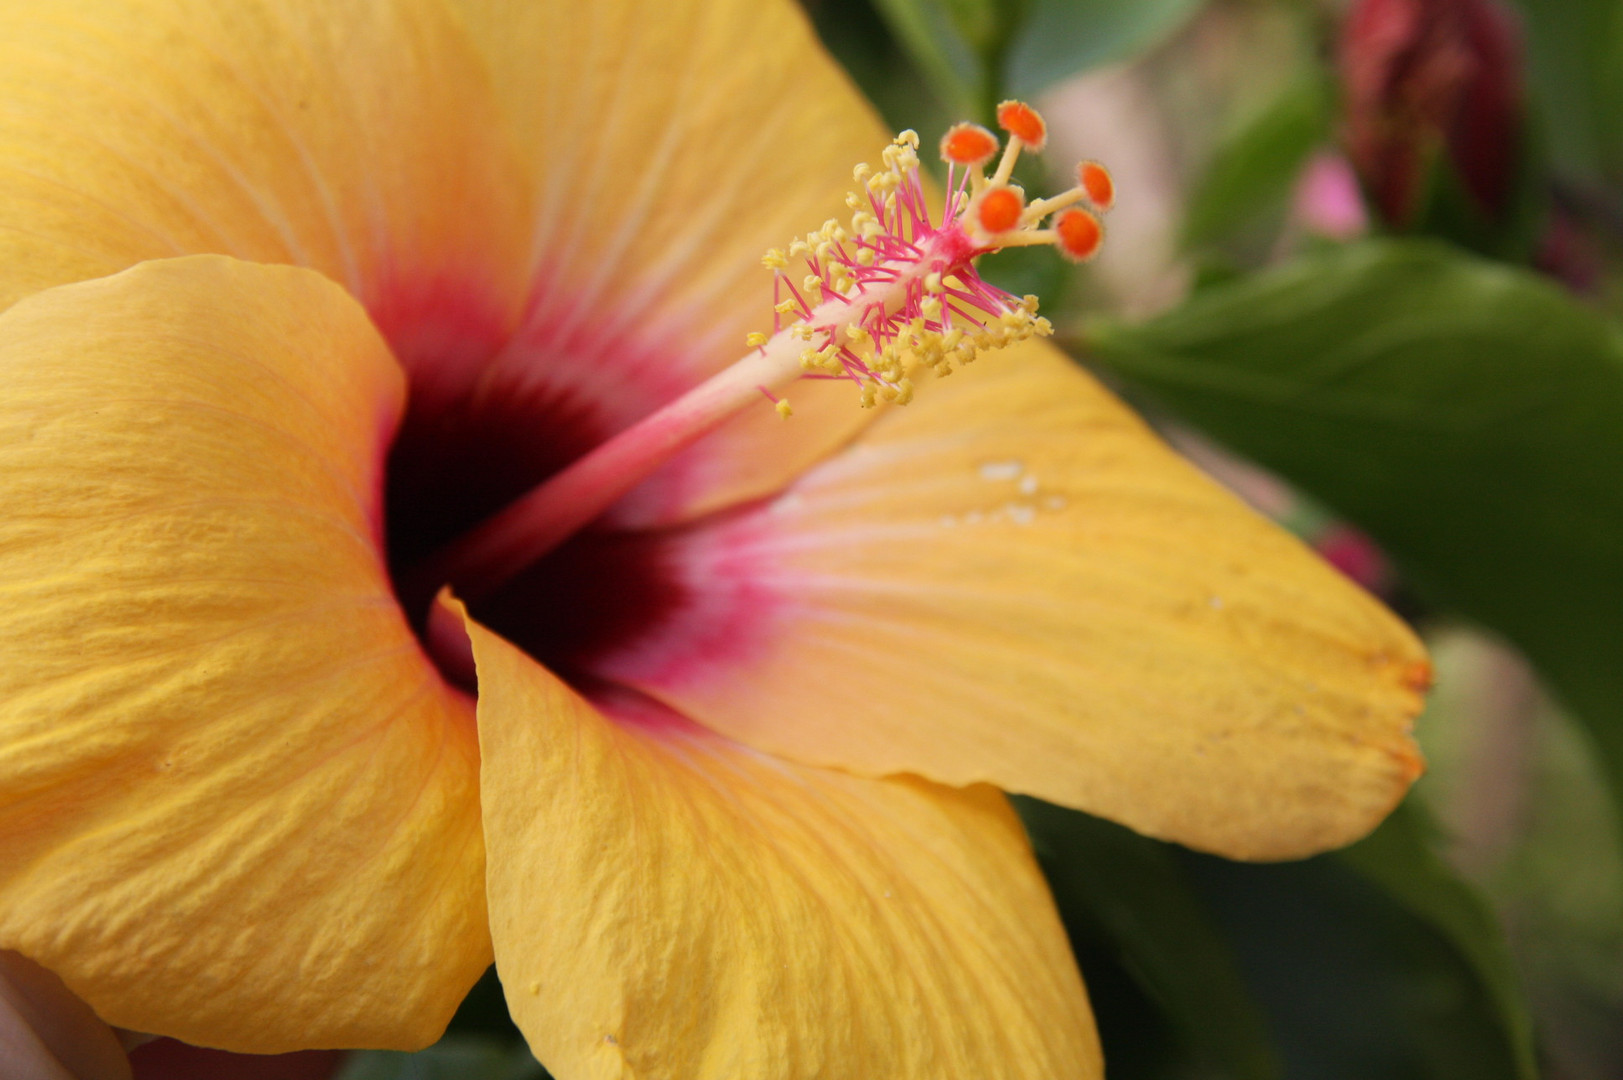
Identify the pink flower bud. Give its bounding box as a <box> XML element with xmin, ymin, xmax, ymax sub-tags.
<box><xmin>1339</xmin><ymin>0</ymin><xmax>1523</xmax><ymax>227</ymax></box>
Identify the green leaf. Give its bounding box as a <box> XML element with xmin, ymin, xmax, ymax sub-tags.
<box><xmin>1182</xmin><ymin>75</ymin><xmax>1332</xmax><ymax>251</ymax></box>
<box><xmin>1018</xmin><ymin>798</ymin><xmax>1280</xmax><ymax>1080</ymax></box>
<box><xmin>1506</xmin><ymin>0</ymin><xmax>1623</xmax><ymax>186</ymax></box>
<box><xmin>806</xmin><ymin>0</ymin><xmax>958</xmax><ymax>135</ymax></box>
<box><xmin>867</xmin><ymin>0</ymin><xmax>994</xmax><ymax>117</ymax></box>
<box><xmin>335</xmin><ymin>1037</ymin><xmax>547</xmax><ymax>1080</ymax></box>
<box><xmin>1003</xmin><ymin>0</ymin><xmax>1206</xmax><ymax>100</ymax></box>
<box><xmin>1340</xmin><ymin>803</ymin><xmax>1539</xmax><ymax>1079</ymax></box>
<box><xmin>1086</xmin><ymin>239</ymin><xmax>1623</xmax><ymax>823</ymax></box>
<box><xmin>1183</xmin><ymin>815</ymin><xmax>1531</xmax><ymax>1080</ymax></box>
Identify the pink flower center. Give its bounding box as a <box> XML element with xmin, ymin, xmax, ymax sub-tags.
<box><xmin>383</xmin><ymin>108</ymin><xmax>1115</xmax><ymax>682</ymax></box>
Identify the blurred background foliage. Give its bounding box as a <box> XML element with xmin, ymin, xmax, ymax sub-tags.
<box><xmin>190</xmin><ymin>1</ymin><xmax>1623</xmax><ymax>1078</ymax></box>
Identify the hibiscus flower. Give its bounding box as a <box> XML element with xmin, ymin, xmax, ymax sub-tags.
<box><xmin>0</xmin><ymin>0</ymin><xmax>1427</xmax><ymax>1076</ymax></box>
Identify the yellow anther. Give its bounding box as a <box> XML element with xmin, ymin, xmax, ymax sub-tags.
<box><xmin>774</xmin><ymin>299</ymin><xmax>798</xmax><ymax>316</ymax></box>
<box><xmin>853</xmin><ymin>162</ymin><xmax>872</xmax><ymax>183</ymax></box>
<box><xmin>845</xmin><ymin>191</ymin><xmax>865</xmax><ymax>210</ymax></box>
<box><xmin>792</xmin><ymin>324</ymin><xmax>816</xmax><ymax>340</ymax></box>
<box><xmin>761</xmin><ymin>248</ymin><xmax>788</xmax><ymax>270</ymax></box>
<box><xmin>856</xmin><ymin>248</ymin><xmax>876</xmax><ymax>266</ymax></box>
<box><xmin>776</xmin><ymin>399</ymin><xmax>793</xmax><ymax>420</ymax></box>
<box><xmin>859</xmin><ymin>384</ymin><xmax>879</xmax><ymax>408</ymax></box>
<box><xmin>925</xmin><ymin>272</ymin><xmax>943</xmax><ymax>293</ymax></box>
<box><xmin>788</xmin><ymin>239</ymin><xmax>811</xmax><ymax>258</ymax></box>
<box><xmin>921</xmin><ymin>296</ymin><xmax>943</xmax><ymax>320</ymax></box>
<box><xmin>745</xmin><ymin>331</ymin><xmax>768</xmax><ymax>348</ymax></box>
<box><xmin>802</xmin><ymin>275</ymin><xmax>824</xmax><ymax>298</ymax></box>
<box><xmin>895</xmin><ymin>129</ymin><xmax>920</xmax><ymax>149</ymax></box>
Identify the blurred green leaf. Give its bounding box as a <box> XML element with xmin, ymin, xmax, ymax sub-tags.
<box><xmin>335</xmin><ymin>1037</ymin><xmax>546</xmax><ymax>1080</ymax></box>
<box><xmin>1019</xmin><ymin>798</ymin><xmax>1280</xmax><ymax>1080</ymax></box>
<box><xmin>806</xmin><ymin>0</ymin><xmax>957</xmax><ymax>135</ymax></box>
<box><xmin>1341</xmin><ymin>803</ymin><xmax>1538</xmax><ymax>1079</ymax></box>
<box><xmin>1003</xmin><ymin>0</ymin><xmax>1206</xmax><ymax>100</ymax></box>
<box><xmin>867</xmin><ymin>0</ymin><xmax>993</xmax><ymax>116</ymax></box>
<box><xmin>1506</xmin><ymin>0</ymin><xmax>1623</xmax><ymax>186</ymax></box>
<box><xmin>1183</xmin><ymin>815</ymin><xmax>1530</xmax><ymax>1080</ymax></box>
<box><xmin>1087</xmin><ymin>239</ymin><xmax>1623</xmax><ymax>826</ymax></box>
<box><xmin>1182</xmin><ymin>75</ymin><xmax>1332</xmax><ymax>251</ymax></box>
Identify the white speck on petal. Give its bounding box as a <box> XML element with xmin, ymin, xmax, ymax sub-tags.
<box><xmin>939</xmin><ymin>514</ymin><xmax>957</xmax><ymax>527</ymax></box>
<box><xmin>964</xmin><ymin>510</ymin><xmax>984</xmax><ymax>524</ymax></box>
<box><xmin>979</xmin><ymin>459</ymin><xmax>1024</xmax><ymax>482</ymax></box>
<box><xmin>1018</xmin><ymin>474</ymin><xmax>1039</xmax><ymax>495</ymax></box>
<box><xmin>1209</xmin><ymin>595</ymin><xmax>1224</xmax><ymax>610</ymax></box>
<box><xmin>1044</xmin><ymin>495</ymin><xmax>1068</xmax><ymax>510</ymax></box>
<box><xmin>1007</xmin><ymin>502</ymin><xmax>1037</xmax><ymax>525</ymax></box>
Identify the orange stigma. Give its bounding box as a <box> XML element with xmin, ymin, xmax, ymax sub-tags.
<box><xmin>1055</xmin><ymin>209</ymin><xmax>1103</xmax><ymax>262</ymax></box>
<box><xmin>976</xmin><ymin>187</ymin><xmax>1025</xmax><ymax>234</ymax></box>
<box><xmin>996</xmin><ymin>100</ymin><xmax>1047</xmax><ymax>151</ymax></box>
<box><xmin>1078</xmin><ymin>161</ymin><xmax>1115</xmax><ymax>210</ymax></box>
<box><xmin>940</xmin><ymin>122</ymin><xmax>999</xmax><ymax>167</ymax></box>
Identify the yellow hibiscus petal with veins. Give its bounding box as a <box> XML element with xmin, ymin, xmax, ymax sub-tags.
<box><xmin>0</xmin><ymin>0</ymin><xmax>1427</xmax><ymax>1076</ymax></box>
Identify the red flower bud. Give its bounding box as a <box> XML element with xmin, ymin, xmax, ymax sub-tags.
<box><xmin>1339</xmin><ymin>0</ymin><xmax>1523</xmax><ymax>228</ymax></box>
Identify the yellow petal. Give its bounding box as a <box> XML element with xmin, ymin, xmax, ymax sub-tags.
<box><xmin>0</xmin><ymin>257</ymin><xmax>487</xmax><ymax>1051</ymax></box>
<box><xmin>0</xmin><ymin>0</ymin><xmax>893</xmax><ymax>534</ymax></box>
<box><xmin>598</xmin><ymin>343</ymin><xmax>1428</xmax><ymax>860</ymax></box>
<box><xmin>0</xmin><ymin>0</ymin><xmax>533</xmax><ymax>373</ymax></box>
<box><xmin>464</xmin><ymin>608</ymin><xmax>1100</xmax><ymax>1080</ymax></box>
<box><xmin>444</xmin><ymin>0</ymin><xmax>891</xmax><ymax>526</ymax></box>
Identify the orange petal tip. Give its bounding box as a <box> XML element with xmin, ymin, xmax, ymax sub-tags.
<box><xmin>996</xmin><ymin>100</ymin><xmax>1047</xmax><ymax>151</ymax></box>
<box><xmin>1401</xmin><ymin>658</ymin><xmax>1434</xmax><ymax>693</ymax></box>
